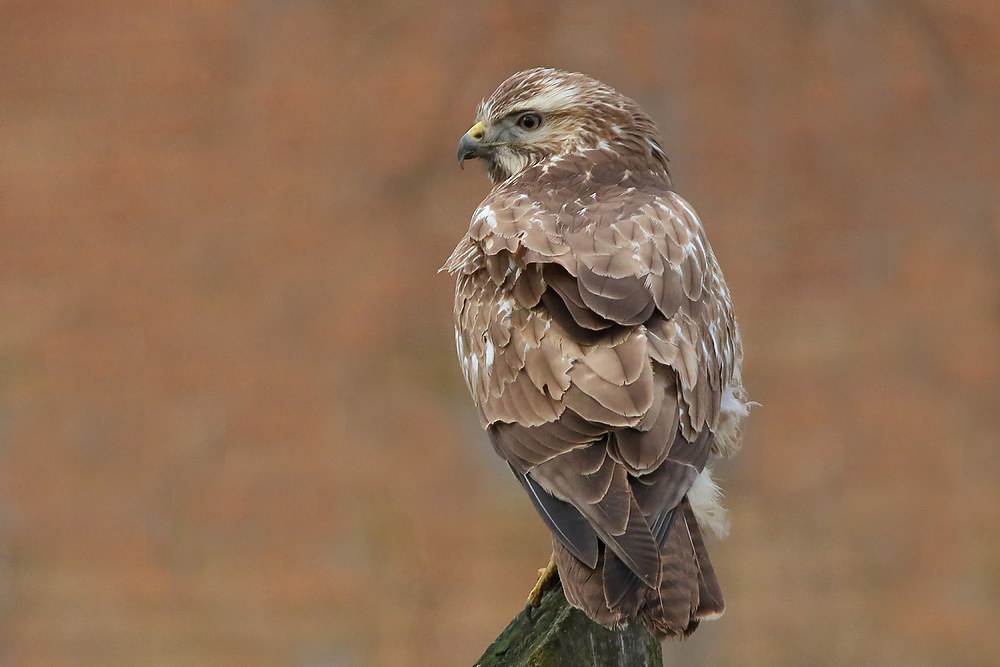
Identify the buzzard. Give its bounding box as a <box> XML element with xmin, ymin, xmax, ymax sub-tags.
<box><xmin>444</xmin><ymin>68</ymin><xmax>750</xmax><ymax>638</ymax></box>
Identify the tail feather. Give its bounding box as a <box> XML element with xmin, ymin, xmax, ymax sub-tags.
<box><xmin>556</xmin><ymin>541</ymin><xmax>624</xmax><ymax>628</ymax></box>
<box><xmin>685</xmin><ymin>498</ymin><xmax>725</xmax><ymax>620</ymax></box>
<box><xmin>601</xmin><ymin>548</ymin><xmax>643</xmax><ymax>617</ymax></box>
<box><xmin>637</xmin><ymin>496</ymin><xmax>700</xmax><ymax>637</ymax></box>
<box><xmin>554</xmin><ymin>495</ymin><xmax>724</xmax><ymax>639</ymax></box>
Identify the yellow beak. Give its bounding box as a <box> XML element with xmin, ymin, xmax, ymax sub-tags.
<box><xmin>467</xmin><ymin>122</ymin><xmax>486</xmax><ymax>140</ymax></box>
<box><xmin>458</xmin><ymin>122</ymin><xmax>489</xmax><ymax>163</ymax></box>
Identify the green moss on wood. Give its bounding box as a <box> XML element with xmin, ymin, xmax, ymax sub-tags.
<box><xmin>475</xmin><ymin>581</ymin><xmax>662</xmax><ymax>666</ymax></box>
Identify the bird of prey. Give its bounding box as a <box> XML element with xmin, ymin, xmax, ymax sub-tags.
<box><xmin>444</xmin><ymin>68</ymin><xmax>750</xmax><ymax>638</ymax></box>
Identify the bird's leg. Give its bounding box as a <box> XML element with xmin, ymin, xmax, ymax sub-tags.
<box><xmin>526</xmin><ymin>553</ymin><xmax>558</xmax><ymax>609</ymax></box>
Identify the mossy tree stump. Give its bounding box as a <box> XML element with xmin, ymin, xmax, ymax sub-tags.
<box><xmin>475</xmin><ymin>580</ymin><xmax>663</xmax><ymax>666</ymax></box>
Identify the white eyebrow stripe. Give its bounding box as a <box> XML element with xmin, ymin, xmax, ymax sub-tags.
<box><xmin>515</xmin><ymin>85</ymin><xmax>583</xmax><ymax>113</ymax></box>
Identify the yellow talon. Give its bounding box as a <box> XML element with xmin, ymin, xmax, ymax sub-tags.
<box><xmin>526</xmin><ymin>554</ymin><xmax>558</xmax><ymax>608</ymax></box>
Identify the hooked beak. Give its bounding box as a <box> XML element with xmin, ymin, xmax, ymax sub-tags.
<box><xmin>457</xmin><ymin>121</ymin><xmax>490</xmax><ymax>165</ymax></box>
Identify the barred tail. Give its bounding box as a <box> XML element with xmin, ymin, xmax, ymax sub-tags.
<box><xmin>555</xmin><ymin>496</ymin><xmax>724</xmax><ymax>639</ymax></box>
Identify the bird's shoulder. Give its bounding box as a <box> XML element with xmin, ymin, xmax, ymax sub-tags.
<box><xmin>444</xmin><ymin>149</ymin><xmax>697</xmax><ymax>279</ymax></box>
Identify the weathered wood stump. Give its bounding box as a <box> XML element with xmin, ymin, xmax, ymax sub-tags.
<box><xmin>475</xmin><ymin>579</ymin><xmax>663</xmax><ymax>666</ymax></box>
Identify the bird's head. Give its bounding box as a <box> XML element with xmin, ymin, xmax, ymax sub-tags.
<box><xmin>458</xmin><ymin>68</ymin><xmax>669</xmax><ymax>184</ymax></box>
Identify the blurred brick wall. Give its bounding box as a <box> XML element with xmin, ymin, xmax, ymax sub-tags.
<box><xmin>1</xmin><ymin>1</ymin><xmax>998</xmax><ymax>666</ymax></box>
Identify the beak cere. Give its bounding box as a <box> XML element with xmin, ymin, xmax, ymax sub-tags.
<box><xmin>457</xmin><ymin>121</ymin><xmax>489</xmax><ymax>163</ymax></box>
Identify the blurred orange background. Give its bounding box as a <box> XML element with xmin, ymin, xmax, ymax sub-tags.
<box><xmin>2</xmin><ymin>1</ymin><xmax>999</xmax><ymax>666</ymax></box>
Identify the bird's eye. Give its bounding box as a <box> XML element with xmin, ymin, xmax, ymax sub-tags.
<box><xmin>517</xmin><ymin>113</ymin><xmax>542</xmax><ymax>131</ymax></box>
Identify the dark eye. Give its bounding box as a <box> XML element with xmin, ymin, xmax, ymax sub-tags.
<box><xmin>517</xmin><ymin>112</ymin><xmax>542</xmax><ymax>131</ymax></box>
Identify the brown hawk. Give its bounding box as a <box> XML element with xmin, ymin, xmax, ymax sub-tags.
<box><xmin>444</xmin><ymin>68</ymin><xmax>750</xmax><ymax>638</ymax></box>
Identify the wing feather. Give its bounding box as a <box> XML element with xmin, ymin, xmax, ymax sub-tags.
<box><xmin>510</xmin><ymin>465</ymin><xmax>599</xmax><ymax>568</ymax></box>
